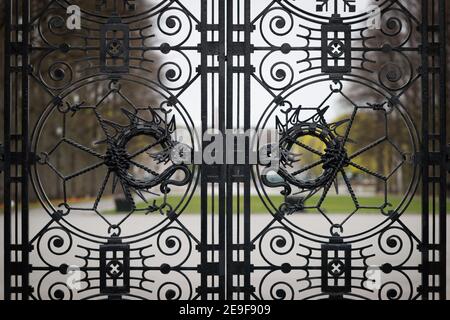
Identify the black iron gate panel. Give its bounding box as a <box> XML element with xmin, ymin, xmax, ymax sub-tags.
<box><xmin>3</xmin><ymin>0</ymin><xmax>216</xmax><ymax>300</ymax></box>
<box><xmin>2</xmin><ymin>0</ymin><xmax>448</xmax><ymax>300</ymax></box>
<box><xmin>240</xmin><ymin>0</ymin><xmax>448</xmax><ymax>300</ymax></box>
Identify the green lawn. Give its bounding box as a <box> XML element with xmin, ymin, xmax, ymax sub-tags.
<box><xmin>127</xmin><ymin>194</ymin><xmax>443</xmax><ymax>215</ymax></box>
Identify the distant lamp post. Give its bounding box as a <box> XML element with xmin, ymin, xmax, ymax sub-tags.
<box><xmin>56</xmin><ymin>127</ymin><xmax>63</xmax><ymax>137</ymax></box>
<box><xmin>56</xmin><ymin>127</ymin><xmax>63</xmax><ymax>199</ymax></box>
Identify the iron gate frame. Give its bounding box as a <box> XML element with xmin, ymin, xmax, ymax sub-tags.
<box><xmin>1</xmin><ymin>0</ymin><xmax>448</xmax><ymax>300</ymax></box>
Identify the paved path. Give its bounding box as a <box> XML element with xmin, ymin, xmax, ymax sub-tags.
<box><xmin>0</xmin><ymin>207</ymin><xmax>449</xmax><ymax>300</ymax></box>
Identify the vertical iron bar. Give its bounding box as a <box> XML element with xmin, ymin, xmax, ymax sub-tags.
<box><xmin>218</xmin><ymin>0</ymin><xmax>227</xmax><ymax>301</ymax></box>
<box><xmin>431</xmin><ymin>0</ymin><xmax>436</xmax><ymax>300</ymax></box>
<box><xmin>243</xmin><ymin>0</ymin><xmax>252</xmax><ymax>301</ymax></box>
<box><xmin>21</xmin><ymin>0</ymin><xmax>30</xmax><ymax>300</ymax></box>
<box><xmin>226</xmin><ymin>0</ymin><xmax>253</xmax><ymax>300</ymax></box>
<box><xmin>226</xmin><ymin>0</ymin><xmax>234</xmax><ymax>300</ymax></box>
<box><xmin>438</xmin><ymin>0</ymin><xmax>447</xmax><ymax>301</ymax></box>
<box><xmin>200</xmin><ymin>0</ymin><xmax>226</xmax><ymax>300</ymax></box>
<box><xmin>200</xmin><ymin>0</ymin><xmax>209</xmax><ymax>301</ymax></box>
<box><xmin>3</xmin><ymin>0</ymin><xmax>12</xmax><ymax>301</ymax></box>
<box><xmin>421</xmin><ymin>0</ymin><xmax>430</xmax><ymax>300</ymax></box>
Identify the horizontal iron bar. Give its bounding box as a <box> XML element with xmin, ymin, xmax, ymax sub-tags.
<box><xmin>196</xmin><ymin>287</ymin><xmax>222</xmax><ymax>295</ymax></box>
<box><xmin>195</xmin><ymin>66</ymin><xmax>220</xmax><ymax>73</ymax></box>
<box><xmin>10</xmin><ymin>244</ymin><xmax>34</xmax><ymax>252</ymax></box>
<box><xmin>414</xmin><ymin>151</ymin><xmax>447</xmax><ymax>165</ymax></box>
<box><xmin>419</xmin><ymin>262</ymin><xmax>444</xmax><ymax>275</ymax></box>
<box><xmin>228</xmin><ymin>24</ymin><xmax>255</xmax><ymax>31</ymax></box>
<box><xmin>418</xmin><ymin>286</ymin><xmax>441</xmax><ymax>294</ymax></box>
<box><xmin>418</xmin><ymin>243</ymin><xmax>443</xmax><ymax>251</ymax></box>
<box><xmin>10</xmin><ymin>286</ymin><xmax>34</xmax><ymax>295</ymax></box>
<box><xmin>7</xmin><ymin>152</ymin><xmax>40</xmax><ymax>165</ymax></box>
<box><xmin>228</xmin><ymin>286</ymin><xmax>256</xmax><ymax>294</ymax></box>
<box><xmin>195</xmin><ymin>23</ymin><xmax>221</xmax><ymax>31</ymax></box>
<box><xmin>11</xmin><ymin>263</ymin><xmax>33</xmax><ymax>275</ymax></box>
<box><xmin>419</xmin><ymin>43</ymin><xmax>442</xmax><ymax>55</ymax></box>
<box><xmin>197</xmin><ymin>263</ymin><xmax>221</xmax><ymax>275</ymax></box>
<box><xmin>228</xmin><ymin>262</ymin><xmax>254</xmax><ymax>274</ymax></box>
<box><xmin>230</xmin><ymin>66</ymin><xmax>255</xmax><ymax>73</ymax></box>
<box><xmin>228</xmin><ymin>42</ymin><xmax>254</xmax><ymax>55</ymax></box>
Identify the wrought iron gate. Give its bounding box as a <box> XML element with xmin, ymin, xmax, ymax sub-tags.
<box><xmin>2</xmin><ymin>0</ymin><xmax>448</xmax><ymax>300</ymax></box>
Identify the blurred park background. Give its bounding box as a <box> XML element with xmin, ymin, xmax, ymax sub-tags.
<box><xmin>0</xmin><ymin>0</ymin><xmax>449</xmax><ymax>215</ymax></box>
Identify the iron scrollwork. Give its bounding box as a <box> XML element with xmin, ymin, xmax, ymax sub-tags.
<box><xmin>27</xmin><ymin>0</ymin><xmax>201</xmax><ymax>300</ymax></box>
<box><xmin>3</xmin><ymin>0</ymin><xmax>444</xmax><ymax>301</ymax></box>
<box><xmin>251</xmin><ymin>0</ymin><xmax>424</xmax><ymax>300</ymax></box>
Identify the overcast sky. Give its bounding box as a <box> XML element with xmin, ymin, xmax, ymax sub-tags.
<box><xmin>148</xmin><ymin>0</ymin><xmax>379</xmax><ymax>128</ymax></box>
